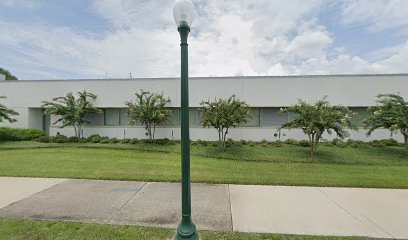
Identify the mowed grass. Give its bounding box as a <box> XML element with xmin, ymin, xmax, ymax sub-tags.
<box><xmin>0</xmin><ymin>141</ymin><xmax>407</xmax><ymax>188</ymax></box>
<box><xmin>0</xmin><ymin>219</ymin><xmax>370</xmax><ymax>240</ymax></box>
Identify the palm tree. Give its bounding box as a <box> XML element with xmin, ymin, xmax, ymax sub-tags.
<box><xmin>0</xmin><ymin>96</ymin><xmax>19</xmax><ymax>123</ymax></box>
<box><xmin>42</xmin><ymin>91</ymin><xmax>100</xmax><ymax>138</ymax></box>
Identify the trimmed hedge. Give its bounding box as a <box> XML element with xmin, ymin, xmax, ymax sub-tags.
<box><xmin>0</xmin><ymin>127</ymin><xmax>45</xmax><ymax>141</ymax></box>
<box><xmin>30</xmin><ymin>132</ymin><xmax>404</xmax><ymax>149</ymax></box>
<box><xmin>370</xmin><ymin>139</ymin><xmax>399</xmax><ymax>148</ymax></box>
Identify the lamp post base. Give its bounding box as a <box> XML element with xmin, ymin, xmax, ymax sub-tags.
<box><xmin>174</xmin><ymin>232</ymin><xmax>199</xmax><ymax>240</ymax></box>
<box><xmin>174</xmin><ymin>217</ymin><xmax>199</xmax><ymax>240</ymax></box>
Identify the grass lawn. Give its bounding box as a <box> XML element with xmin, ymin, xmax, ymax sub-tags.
<box><xmin>0</xmin><ymin>141</ymin><xmax>407</xmax><ymax>188</ymax></box>
<box><xmin>0</xmin><ymin>219</ymin><xmax>370</xmax><ymax>240</ymax></box>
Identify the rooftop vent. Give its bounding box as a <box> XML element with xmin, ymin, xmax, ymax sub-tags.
<box><xmin>0</xmin><ymin>74</ymin><xmax>5</xmax><ymax>81</ymax></box>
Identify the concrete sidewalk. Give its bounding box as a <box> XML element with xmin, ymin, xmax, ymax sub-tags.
<box><xmin>0</xmin><ymin>177</ymin><xmax>407</xmax><ymax>239</ymax></box>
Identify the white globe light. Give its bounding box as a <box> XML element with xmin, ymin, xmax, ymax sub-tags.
<box><xmin>173</xmin><ymin>0</ymin><xmax>195</xmax><ymax>27</ymax></box>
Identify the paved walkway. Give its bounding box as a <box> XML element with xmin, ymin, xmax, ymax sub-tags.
<box><xmin>0</xmin><ymin>177</ymin><xmax>407</xmax><ymax>239</ymax></box>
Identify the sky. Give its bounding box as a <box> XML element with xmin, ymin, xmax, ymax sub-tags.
<box><xmin>0</xmin><ymin>0</ymin><xmax>407</xmax><ymax>80</ymax></box>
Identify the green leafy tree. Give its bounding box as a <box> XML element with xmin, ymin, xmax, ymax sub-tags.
<box><xmin>42</xmin><ymin>91</ymin><xmax>100</xmax><ymax>138</ymax></box>
<box><xmin>364</xmin><ymin>94</ymin><xmax>408</xmax><ymax>149</ymax></box>
<box><xmin>200</xmin><ymin>95</ymin><xmax>250</xmax><ymax>149</ymax></box>
<box><xmin>0</xmin><ymin>96</ymin><xmax>19</xmax><ymax>122</ymax></box>
<box><xmin>280</xmin><ymin>98</ymin><xmax>354</xmax><ymax>155</ymax></box>
<box><xmin>0</xmin><ymin>68</ymin><xmax>18</xmax><ymax>80</ymax></box>
<box><xmin>125</xmin><ymin>90</ymin><xmax>171</xmax><ymax>141</ymax></box>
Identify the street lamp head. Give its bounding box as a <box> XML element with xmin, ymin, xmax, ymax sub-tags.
<box><xmin>173</xmin><ymin>0</ymin><xmax>195</xmax><ymax>28</ymax></box>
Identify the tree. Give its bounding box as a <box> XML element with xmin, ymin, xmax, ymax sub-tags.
<box><xmin>200</xmin><ymin>95</ymin><xmax>250</xmax><ymax>149</ymax></box>
<box><xmin>125</xmin><ymin>90</ymin><xmax>171</xmax><ymax>141</ymax></box>
<box><xmin>42</xmin><ymin>91</ymin><xmax>100</xmax><ymax>138</ymax></box>
<box><xmin>280</xmin><ymin>98</ymin><xmax>354</xmax><ymax>155</ymax></box>
<box><xmin>364</xmin><ymin>94</ymin><xmax>408</xmax><ymax>149</ymax></box>
<box><xmin>0</xmin><ymin>96</ymin><xmax>19</xmax><ymax>122</ymax></box>
<box><xmin>0</xmin><ymin>68</ymin><xmax>18</xmax><ymax>80</ymax></box>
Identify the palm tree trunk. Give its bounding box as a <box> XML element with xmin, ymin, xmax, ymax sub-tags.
<box><xmin>152</xmin><ymin>125</ymin><xmax>156</xmax><ymax>141</ymax></box>
<box><xmin>148</xmin><ymin>124</ymin><xmax>152</xmax><ymax>141</ymax></box>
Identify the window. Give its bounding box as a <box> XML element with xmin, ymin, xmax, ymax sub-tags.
<box><xmin>119</xmin><ymin>108</ymin><xmax>130</xmax><ymax>126</ymax></box>
<box><xmin>162</xmin><ymin>108</ymin><xmax>179</xmax><ymax>126</ymax></box>
<box><xmin>242</xmin><ymin>108</ymin><xmax>260</xmax><ymax>126</ymax></box>
<box><xmin>189</xmin><ymin>108</ymin><xmax>200</xmax><ymax>126</ymax></box>
<box><xmin>196</xmin><ymin>108</ymin><xmax>203</xmax><ymax>127</ymax></box>
<box><xmin>349</xmin><ymin>107</ymin><xmax>369</xmax><ymax>127</ymax></box>
<box><xmin>260</xmin><ymin>108</ymin><xmax>289</xmax><ymax>127</ymax></box>
<box><xmin>84</xmin><ymin>111</ymin><xmax>104</xmax><ymax>126</ymax></box>
<box><xmin>104</xmin><ymin>108</ymin><xmax>120</xmax><ymax>126</ymax></box>
<box><xmin>161</xmin><ymin>108</ymin><xmax>200</xmax><ymax>127</ymax></box>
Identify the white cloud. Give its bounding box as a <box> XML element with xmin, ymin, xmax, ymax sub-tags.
<box><xmin>294</xmin><ymin>41</ymin><xmax>408</xmax><ymax>75</ymax></box>
<box><xmin>376</xmin><ymin>41</ymin><xmax>408</xmax><ymax>72</ymax></box>
<box><xmin>340</xmin><ymin>0</ymin><xmax>408</xmax><ymax>32</ymax></box>
<box><xmin>285</xmin><ymin>28</ymin><xmax>333</xmax><ymax>60</ymax></box>
<box><xmin>0</xmin><ymin>0</ymin><xmax>408</xmax><ymax>79</ymax></box>
<box><xmin>91</xmin><ymin>0</ymin><xmax>174</xmax><ymax>30</ymax></box>
<box><xmin>0</xmin><ymin>20</ymin><xmax>181</xmax><ymax>79</ymax></box>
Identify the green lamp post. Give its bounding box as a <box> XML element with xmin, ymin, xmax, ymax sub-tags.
<box><xmin>173</xmin><ymin>0</ymin><xmax>199</xmax><ymax>239</ymax></box>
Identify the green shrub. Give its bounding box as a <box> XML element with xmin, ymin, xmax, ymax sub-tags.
<box><xmin>68</xmin><ymin>136</ymin><xmax>79</xmax><ymax>143</ymax></box>
<box><xmin>196</xmin><ymin>139</ymin><xmax>208</xmax><ymax>146</ymax></box>
<box><xmin>370</xmin><ymin>140</ymin><xmax>385</xmax><ymax>148</ymax></box>
<box><xmin>78</xmin><ymin>138</ymin><xmax>87</xmax><ymax>143</ymax></box>
<box><xmin>141</xmin><ymin>139</ymin><xmax>151</xmax><ymax>143</ymax></box>
<box><xmin>273</xmin><ymin>140</ymin><xmax>283</xmax><ymax>147</ymax></box>
<box><xmin>17</xmin><ymin>128</ymin><xmax>45</xmax><ymax>140</ymax></box>
<box><xmin>100</xmin><ymin>138</ymin><xmax>110</xmax><ymax>144</ymax></box>
<box><xmin>346</xmin><ymin>139</ymin><xmax>365</xmax><ymax>148</ymax></box>
<box><xmin>332</xmin><ymin>138</ymin><xmax>347</xmax><ymax>148</ymax></box>
<box><xmin>153</xmin><ymin>138</ymin><xmax>171</xmax><ymax>145</ymax></box>
<box><xmin>37</xmin><ymin>136</ymin><xmax>50</xmax><ymax>143</ymax></box>
<box><xmin>285</xmin><ymin>138</ymin><xmax>298</xmax><ymax>145</ymax></box>
<box><xmin>226</xmin><ymin>138</ymin><xmax>235</xmax><ymax>147</ymax></box>
<box><xmin>130</xmin><ymin>138</ymin><xmax>140</xmax><ymax>144</ymax></box>
<box><xmin>51</xmin><ymin>134</ymin><xmax>69</xmax><ymax>143</ymax></box>
<box><xmin>259</xmin><ymin>139</ymin><xmax>268</xmax><ymax>144</ymax></box>
<box><xmin>239</xmin><ymin>140</ymin><xmax>248</xmax><ymax>145</ymax></box>
<box><xmin>121</xmin><ymin>138</ymin><xmax>131</xmax><ymax>144</ymax></box>
<box><xmin>87</xmin><ymin>134</ymin><xmax>102</xmax><ymax>143</ymax></box>
<box><xmin>0</xmin><ymin>127</ymin><xmax>45</xmax><ymax>141</ymax></box>
<box><xmin>109</xmin><ymin>138</ymin><xmax>120</xmax><ymax>144</ymax></box>
<box><xmin>369</xmin><ymin>139</ymin><xmax>398</xmax><ymax>148</ymax></box>
<box><xmin>298</xmin><ymin>140</ymin><xmax>310</xmax><ymax>147</ymax></box>
<box><xmin>379</xmin><ymin>138</ymin><xmax>399</xmax><ymax>146</ymax></box>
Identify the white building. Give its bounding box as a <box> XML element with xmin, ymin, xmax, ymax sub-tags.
<box><xmin>1</xmin><ymin>74</ymin><xmax>407</xmax><ymax>142</ymax></box>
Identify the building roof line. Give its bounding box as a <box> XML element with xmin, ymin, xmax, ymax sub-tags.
<box><xmin>1</xmin><ymin>73</ymin><xmax>408</xmax><ymax>83</ymax></box>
